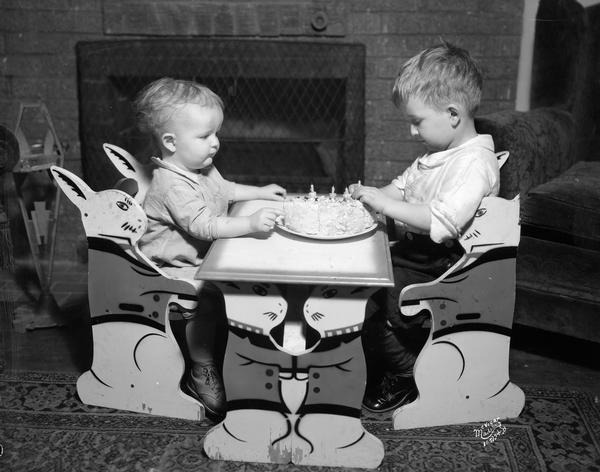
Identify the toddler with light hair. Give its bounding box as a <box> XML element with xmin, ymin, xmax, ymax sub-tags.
<box><xmin>135</xmin><ymin>78</ymin><xmax>286</xmax><ymax>421</ymax></box>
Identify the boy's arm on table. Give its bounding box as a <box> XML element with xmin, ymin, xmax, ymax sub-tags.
<box><xmin>352</xmin><ymin>184</ymin><xmax>431</xmax><ymax>233</ymax></box>
<box><xmin>380</xmin><ymin>183</ymin><xmax>404</xmax><ymax>199</ymax></box>
<box><xmin>233</xmin><ymin>183</ymin><xmax>286</xmax><ymax>201</ymax></box>
<box><xmin>218</xmin><ymin>182</ymin><xmax>285</xmax><ymax>237</ymax></box>
<box><xmin>164</xmin><ymin>185</ymin><xmax>282</xmax><ymax>240</ymax></box>
<box><xmin>216</xmin><ymin>207</ymin><xmax>283</xmax><ymax>238</ymax></box>
<box><xmin>381</xmin><ymin>201</ymin><xmax>430</xmax><ymax>233</ymax></box>
<box><xmin>348</xmin><ymin>182</ymin><xmax>402</xmax><ymax>199</ymax></box>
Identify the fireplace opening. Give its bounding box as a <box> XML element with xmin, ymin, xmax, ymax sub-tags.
<box><xmin>77</xmin><ymin>39</ymin><xmax>365</xmax><ymax>193</ymax></box>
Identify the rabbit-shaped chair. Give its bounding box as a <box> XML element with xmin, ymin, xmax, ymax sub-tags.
<box><xmin>392</xmin><ymin>195</ymin><xmax>525</xmax><ymax>429</ymax></box>
<box><xmin>50</xmin><ymin>166</ymin><xmax>205</xmax><ymax>420</ymax></box>
<box><xmin>102</xmin><ymin>143</ymin><xmax>155</xmax><ymax>204</ymax></box>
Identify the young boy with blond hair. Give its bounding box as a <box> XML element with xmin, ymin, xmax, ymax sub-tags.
<box><xmin>135</xmin><ymin>78</ymin><xmax>285</xmax><ymax>421</ymax></box>
<box><xmin>352</xmin><ymin>42</ymin><xmax>500</xmax><ymax>412</ymax></box>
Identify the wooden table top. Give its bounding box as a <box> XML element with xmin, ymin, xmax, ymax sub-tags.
<box><xmin>196</xmin><ymin>199</ymin><xmax>394</xmax><ymax>287</ymax></box>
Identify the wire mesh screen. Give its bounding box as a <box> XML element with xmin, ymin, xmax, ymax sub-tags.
<box><xmin>77</xmin><ymin>39</ymin><xmax>365</xmax><ymax>193</ymax></box>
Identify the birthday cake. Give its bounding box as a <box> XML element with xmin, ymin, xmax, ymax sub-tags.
<box><xmin>281</xmin><ymin>188</ymin><xmax>376</xmax><ymax>237</ymax></box>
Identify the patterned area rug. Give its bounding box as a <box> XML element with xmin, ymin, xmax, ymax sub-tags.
<box><xmin>0</xmin><ymin>371</ymin><xmax>599</xmax><ymax>472</ymax></box>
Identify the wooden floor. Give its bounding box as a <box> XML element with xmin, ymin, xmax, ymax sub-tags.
<box><xmin>1</xmin><ymin>259</ymin><xmax>600</xmax><ymax>398</ymax></box>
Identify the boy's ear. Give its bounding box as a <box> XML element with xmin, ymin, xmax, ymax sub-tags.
<box><xmin>161</xmin><ymin>132</ymin><xmax>176</xmax><ymax>153</ymax></box>
<box><xmin>447</xmin><ymin>104</ymin><xmax>461</xmax><ymax>127</ymax></box>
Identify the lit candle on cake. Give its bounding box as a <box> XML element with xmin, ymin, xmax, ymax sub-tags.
<box><xmin>329</xmin><ymin>186</ymin><xmax>336</xmax><ymax>199</ymax></box>
<box><xmin>308</xmin><ymin>184</ymin><xmax>317</xmax><ymax>200</ymax></box>
<box><xmin>343</xmin><ymin>187</ymin><xmax>351</xmax><ymax>201</ymax></box>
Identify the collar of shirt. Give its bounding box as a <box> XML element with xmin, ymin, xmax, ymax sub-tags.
<box><xmin>417</xmin><ymin>134</ymin><xmax>494</xmax><ymax>171</ymax></box>
<box><xmin>151</xmin><ymin>156</ymin><xmax>212</xmax><ymax>184</ymax></box>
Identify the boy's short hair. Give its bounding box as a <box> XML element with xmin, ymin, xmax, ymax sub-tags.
<box><xmin>135</xmin><ymin>78</ymin><xmax>224</xmax><ymax>137</ymax></box>
<box><xmin>392</xmin><ymin>41</ymin><xmax>483</xmax><ymax>116</ymax></box>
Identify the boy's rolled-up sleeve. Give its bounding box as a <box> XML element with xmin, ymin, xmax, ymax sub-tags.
<box><xmin>429</xmin><ymin>156</ymin><xmax>497</xmax><ymax>243</ymax></box>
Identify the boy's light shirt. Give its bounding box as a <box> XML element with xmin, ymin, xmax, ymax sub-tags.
<box><xmin>139</xmin><ymin>157</ymin><xmax>236</xmax><ymax>268</ymax></box>
<box><xmin>392</xmin><ymin>134</ymin><xmax>499</xmax><ymax>243</ymax></box>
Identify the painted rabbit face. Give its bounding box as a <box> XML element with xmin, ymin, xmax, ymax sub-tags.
<box><xmin>51</xmin><ymin>166</ymin><xmax>147</xmax><ymax>243</ymax></box>
<box><xmin>460</xmin><ymin>196</ymin><xmax>520</xmax><ymax>253</ymax></box>
<box><xmin>303</xmin><ymin>285</ymin><xmax>371</xmax><ymax>338</ymax></box>
<box><xmin>217</xmin><ymin>281</ymin><xmax>287</xmax><ymax>335</ymax></box>
<box><xmin>82</xmin><ymin>189</ymin><xmax>146</xmax><ymax>241</ymax></box>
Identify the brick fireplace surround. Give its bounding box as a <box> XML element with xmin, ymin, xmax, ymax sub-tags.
<box><xmin>0</xmin><ymin>0</ymin><xmax>523</xmax><ymax>259</ymax></box>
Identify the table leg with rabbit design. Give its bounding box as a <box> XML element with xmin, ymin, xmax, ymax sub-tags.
<box><xmin>202</xmin><ymin>282</ymin><xmax>384</xmax><ymax>468</ymax></box>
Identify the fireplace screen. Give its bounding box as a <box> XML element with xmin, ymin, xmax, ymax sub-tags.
<box><xmin>77</xmin><ymin>39</ymin><xmax>365</xmax><ymax>193</ymax></box>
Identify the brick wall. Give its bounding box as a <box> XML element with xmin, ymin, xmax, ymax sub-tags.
<box><xmin>0</xmin><ymin>0</ymin><xmax>524</xmax><ymax>260</ymax></box>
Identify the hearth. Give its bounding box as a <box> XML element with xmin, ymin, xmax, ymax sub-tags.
<box><xmin>77</xmin><ymin>39</ymin><xmax>365</xmax><ymax>193</ymax></box>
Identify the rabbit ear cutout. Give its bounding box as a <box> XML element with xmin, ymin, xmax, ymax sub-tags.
<box><xmin>50</xmin><ymin>165</ymin><xmax>93</xmax><ymax>207</ymax></box>
<box><xmin>496</xmin><ymin>151</ymin><xmax>510</xmax><ymax>169</ymax></box>
<box><xmin>103</xmin><ymin>143</ymin><xmax>138</xmax><ymax>179</ymax></box>
<box><xmin>114</xmin><ymin>177</ymin><xmax>140</xmax><ymax>198</ymax></box>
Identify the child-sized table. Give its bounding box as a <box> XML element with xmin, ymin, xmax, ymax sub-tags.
<box><xmin>196</xmin><ymin>199</ymin><xmax>394</xmax><ymax>468</ymax></box>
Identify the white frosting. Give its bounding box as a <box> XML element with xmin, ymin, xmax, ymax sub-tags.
<box><xmin>283</xmin><ymin>195</ymin><xmax>376</xmax><ymax>236</ymax></box>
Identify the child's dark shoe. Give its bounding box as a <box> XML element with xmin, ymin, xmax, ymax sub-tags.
<box><xmin>362</xmin><ymin>373</ymin><xmax>418</xmax><ymax>412</ymax></box>
<box><xmin>183</xmin><ymin>363</ymin><xmax>226</xmax><ymax>422</ymax></box>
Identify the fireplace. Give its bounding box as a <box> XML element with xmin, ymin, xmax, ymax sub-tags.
<box><xmin>76</xmin><ymin>39</ymin><xmax>365</xmax><ymax>193</ymax></box>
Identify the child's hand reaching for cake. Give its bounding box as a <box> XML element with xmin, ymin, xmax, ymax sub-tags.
<box><xmin>351</xmin><ymin>185</ymin><xmax>389</xmax><ymax>213</ymax></box>
<box><xmin>347</xmin><ymin>181</ymin><xmax>362</xmax><ymax>195</ymax></box>
<box><xmin>249</xmin><ymin>207</ymin><xmax>285</xmax><ymax>233</ymax></box>
<box><xmin>259</xmin><ymin>184</ymin><xmax>287</xmax><ymax>201</ymax></box>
